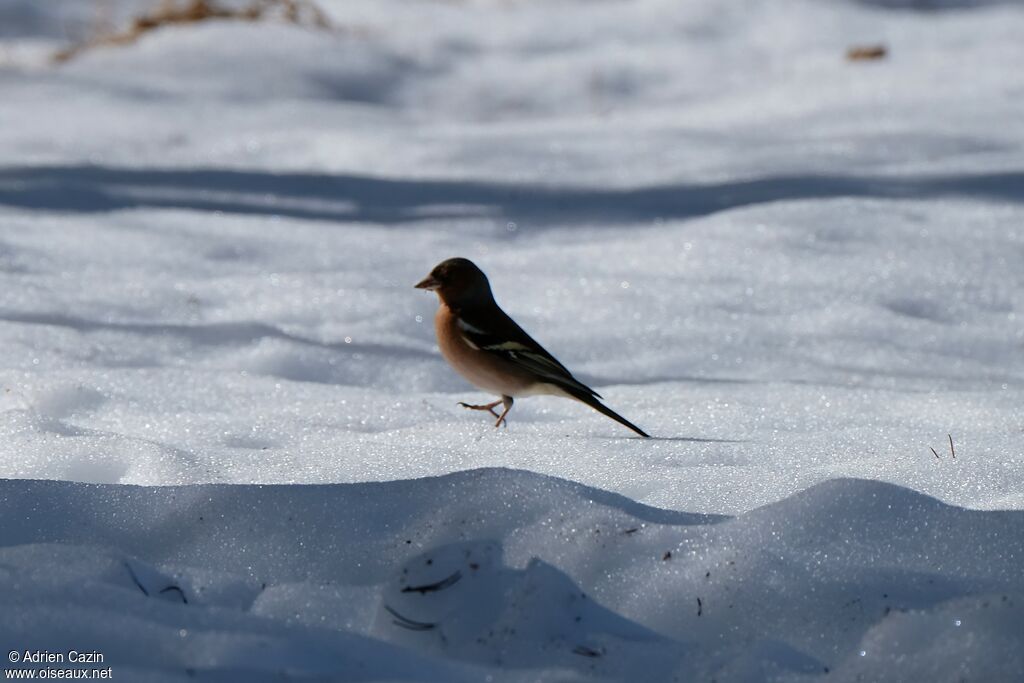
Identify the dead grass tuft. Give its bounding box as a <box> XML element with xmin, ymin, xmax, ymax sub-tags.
<box><xmin>54</xmin><ymin>0</ymin><xmax>334</xmax><ymax>64</ymax></box>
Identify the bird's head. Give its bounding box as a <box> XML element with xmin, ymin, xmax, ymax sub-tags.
<box><xmin>415</xmin><ymin>257</ymin><xmax>492</xmax><ymax>308</ymax></box>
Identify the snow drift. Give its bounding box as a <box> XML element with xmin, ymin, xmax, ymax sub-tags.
<box><xmin>2</xmin><ymin>470</ymin><xmax>1022</xmax><ymax>681</ymax></box>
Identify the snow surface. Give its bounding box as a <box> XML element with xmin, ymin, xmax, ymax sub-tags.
<box><xmin>3</xmin><ymin>473</ymin><xmax>1024</xmax><ymax>682</ymax></box>
<box><xmin>1</xmin><ymin>0</ymin><xmax>1023</xmax><ymax>680</ymax></box>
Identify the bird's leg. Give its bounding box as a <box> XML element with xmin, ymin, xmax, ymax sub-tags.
<box><xmin>458</xmin><ymin>400</ymin><xmax>502</xmax><ymax>418</ymax></box>
<box><xmin>494</xmin><ymin>396</ymin><xmax>514</xmax><ymax>429</ymax></box>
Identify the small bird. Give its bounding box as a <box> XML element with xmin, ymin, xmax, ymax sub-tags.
<box><xmin>416</xmin><ymin>257</ymin><xmax>649</xmax><ymax>437</ymax></box>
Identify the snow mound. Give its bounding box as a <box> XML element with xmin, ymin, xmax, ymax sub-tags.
<box><xmin>2</xmin><ymin>470</ymin><xmax>1022</xmax><ymax>681</ymax></box>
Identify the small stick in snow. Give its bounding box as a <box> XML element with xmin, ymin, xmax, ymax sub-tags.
<box><xmin>948</xmin><ymin>434</ymin><xmax>956</xmax><ymax>459</ymax></box>
<box><xmin>123</xmin><ymin>561</ymin><xmax>149</xmax><ymax>596</ymax></box>
<box><xmin>400</xmin><ymin>571</ymin><xmax>462</xmax><ymax>594</ymax></box>
<box><xmin>384</xmin><ymin>605</ymin><xmax>436</xmax><ymax>631</ymax></box>
<box><xmin>930</xmin><ymin>446</ymin><xmax>940</xmax><ymax>459</ymax></box>
<box><xmin>846</xmin><ymin>45</ymin><xmax>887</xmax><ymax>61</ymax></box>
<box><xmin>697</xmin><ymin>597</ymin><xmax>703</xmax><ymax>617</ymax></box>
<box><xmin>159</xmin><ymin>585</ymin><xmax>189</xmax><ymax>604</ymax></box>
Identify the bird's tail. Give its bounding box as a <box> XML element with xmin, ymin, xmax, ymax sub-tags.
<box><xmin>567</xmin><ymin>388</ymin><xmax>650</xmax><ymax>438</ymax></box>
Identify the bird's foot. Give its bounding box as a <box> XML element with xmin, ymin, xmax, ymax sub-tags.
<box><xmin>493</xmin><ymin>396</ymin><xmax>514</xmax><ymax>429</ymax></box>
<box><xmin>458</xmin><ymin>400</ymin><xmax>502</xmax><ymax>419</ymax></box>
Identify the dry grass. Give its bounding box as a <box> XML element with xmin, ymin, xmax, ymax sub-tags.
<box><xmin>930</xmin><ymin>434</ymin><xmax>957</xmax><ymax>460</ymax></box>
<box><xmin>54</xmin><ymin>0</ymin><xmax>334</xmax><ymax>64</ymax></box>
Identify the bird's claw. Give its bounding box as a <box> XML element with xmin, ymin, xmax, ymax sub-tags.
<box><xmin>458</xmin><ymin>401</ymin><xmax>501</xmax><ymax>418</ymax></box>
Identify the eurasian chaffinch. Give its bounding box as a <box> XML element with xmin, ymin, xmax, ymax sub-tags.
<box><xmin>416</xmin><ymin>257</ymin><xmax>649</xmax><ymax>438</ymax></box>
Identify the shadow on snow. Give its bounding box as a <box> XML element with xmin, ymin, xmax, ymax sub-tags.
<box><xmin>1</xmin><ymin>164</ymin><xmax>1022</xmax><ymax>225</ymax></box>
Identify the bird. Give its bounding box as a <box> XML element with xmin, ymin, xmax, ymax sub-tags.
<box><xmin>415</xmin><ymin>257</ymin><xmax>649</xmax><ymax>438</ymax></box>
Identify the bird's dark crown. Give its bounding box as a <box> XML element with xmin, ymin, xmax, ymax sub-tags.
<box><xmin>415</xmin><ymin>257</ymin><xmax>492</xmax><ymax>308</ymax></box>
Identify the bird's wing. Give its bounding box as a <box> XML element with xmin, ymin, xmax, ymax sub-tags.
<box><xmin>456</xmin><ymin>306</ymin><xmax>601</xmax><ymax>398</ymax></box>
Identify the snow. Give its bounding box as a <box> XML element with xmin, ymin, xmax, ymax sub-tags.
<box><xmin>1</xmin><ymin>0</ymin><xmax>1023</xmax><ymax>680</ymax></box>
<box><xmin>3</xmin><ymin>473</ymin><xmax>1023</xmax><ymax>681</ymax></box>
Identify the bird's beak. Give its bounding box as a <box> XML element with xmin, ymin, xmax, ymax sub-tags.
<box><xmin>415</xmin><ymin>275</ymin><xmax>440</xmax><ymax>291</ymax></box>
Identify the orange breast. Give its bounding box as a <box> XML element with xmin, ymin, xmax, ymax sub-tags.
<box><xmin>434</xmin><ymin>304</ymin><xmax>538</xmax><ymax>397</ymax></box>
